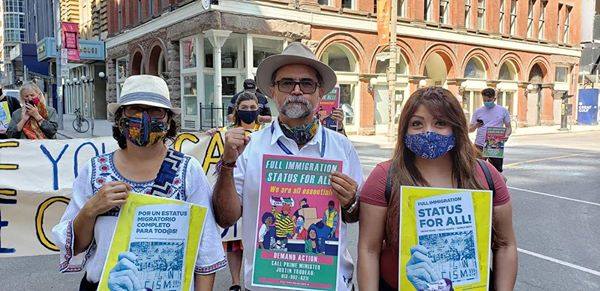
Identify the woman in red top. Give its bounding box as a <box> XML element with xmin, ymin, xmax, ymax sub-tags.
<box><xmin>358</xmin><ymin>87</ymin><xmax>517</xmax><ymax>290</ymax></box>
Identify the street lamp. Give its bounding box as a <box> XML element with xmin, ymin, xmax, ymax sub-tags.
<box><xmin>98</xmin><ymin>71</ymin><xmax>106</xmax><ymax>79</ymax></box>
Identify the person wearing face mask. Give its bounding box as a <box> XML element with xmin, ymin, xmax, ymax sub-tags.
<box><xmin>468</xmin><ymin>88</ymin><xmax>512</xmax><ymax>173</ymax></box>
<box><xmin>212</xmin><ymin>42</ymin><xmax>364</xmax><ymax>291</ymax></box>
<box><xmin>221</xmin><ymin>92</ymin><xmax>261</xmax><ymax>291</ymax></box>
<box><xmin>357</xmin><ymin>87</ymin><xmax>517</xmax><ymax>291</ymax></box>
<box><xmin>52</xmin><ymin>75</ymin><xmax>226</xmax><ymax>291</ymax></box>
<box><xmin>226</xmin><ymin>79</ymin><xmax>272</xmax><ymax>124</ymax></box>
<box><xmin>6</xmin><ymin>82</ymin><xmax>58</xmax><ymax>139</ymax></box>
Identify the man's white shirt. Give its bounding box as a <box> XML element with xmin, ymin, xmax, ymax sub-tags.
<box><xmin>233</xmin><ymin>119</ymin><xmax>364</xmax><ymax>290</ymax></box>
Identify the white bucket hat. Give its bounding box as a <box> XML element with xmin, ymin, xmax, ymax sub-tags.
<box><xmin>107</xmin><ymin>75</ymin><xmax>181</xmax><ymax>117</ymax></box>
<box><xmin>256</xmin><ymin>42</ymin><xmax>337</xmax><ymax>95</ymax></box>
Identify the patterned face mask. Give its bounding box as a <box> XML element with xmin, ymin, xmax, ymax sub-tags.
<box><xmin>404</xmin><ymin>131</ymin><xmax>455</xmax><ymax>160</ymax></box>
<box><xmin>119</xmin><ymin>111</ymin><xmax>169</xmax><ymax>147</ymax></box>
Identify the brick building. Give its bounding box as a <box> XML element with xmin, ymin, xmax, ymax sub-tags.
<box><xmin>106</xmin><ymin>0</ymin><xmax>581</xmax><ymax>134</ymax></box>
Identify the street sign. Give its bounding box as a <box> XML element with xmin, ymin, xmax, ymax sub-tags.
<box><xmin>61</xmin><ymin>49</ymin><xmax>68</xmax><ymax>66</ymax></box>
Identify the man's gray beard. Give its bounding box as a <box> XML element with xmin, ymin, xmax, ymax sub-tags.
<box><xmin>280</xmin><ymin>97</ymin><xmax>313</xmax><ymax>119</ymax></box>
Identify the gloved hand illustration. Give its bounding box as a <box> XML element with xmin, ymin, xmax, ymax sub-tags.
<box><xmin>406</xmin><ymin>245</ymin><xmax>442</xmax><ymax>290</ymax></box>
<box><xmin>108</xmin><ymin>251</ymin><xmax>144</xmax><ymax>291</ymax></box>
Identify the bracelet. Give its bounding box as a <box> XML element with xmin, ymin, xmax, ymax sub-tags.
<box><xmin>343</xmin><ymin>195</ymin><xmax>359</xmax><ymax>214</ymax></box>
<box><xmin>215</xmin><ymin>159</ymin><xmax>236</xmax><ymax>174</ymax></box>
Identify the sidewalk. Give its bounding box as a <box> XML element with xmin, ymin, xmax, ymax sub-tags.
<box><xmin>57</xmin><ymin>114</ymin><xmax>113</xmax><ymax>139</ymax></box>
<box><xmin>348</xmin><ymin>124</ymin><xmax>600</xmax><ymax>148</ymax></box>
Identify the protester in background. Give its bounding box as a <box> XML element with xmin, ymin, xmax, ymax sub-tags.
<box><xmin>358</xmin><ymin>87</ymin><xmax>517</xmax><ymax>290</ymax></box>
<box><xmin>212</xmin><ymin>42</ymin><xmax>363</xmax><ymax>291</ymax></box>
<box><xmin>0</xmin><ymin>86</ymin><xmax>21</xmax><ymax>139</ymax></box>
<box><xmin>469</xmin><ymin>88</ymin><xmax>512</xmax><ymax>173</ymax></box>
<box><xmin>52</xmin><ymin>75</ymin><xmax>226</xmax><ymax>291</ymax></box>
<box><xmin>227</xmin><ymin>79</ymin><xmax>272</xmax><ymax>124</ymax></box>
<box><xmin>220</xmin><ymin>91</ymin><xmax>262</xmax><ymax>291</ymax></box>
<box><xmin>317</xmin><ymin>106</ymin><xmax>347</xmax><ymax>135</ymax></box>
<box><xmin>6</xmin><ymin>82</ymin><xmax>57</xmax><ymax>139</ymax></box>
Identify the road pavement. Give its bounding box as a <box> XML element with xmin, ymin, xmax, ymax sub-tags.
<box><xmin>1</xmin><ymin>131</ymin><xmax>599</xmax><ymax>290</ymax></box>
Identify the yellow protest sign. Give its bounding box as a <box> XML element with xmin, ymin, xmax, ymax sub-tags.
<box><xmin>399</xmin><ymin>186</ymin><xmax>492</xmax><ymax>290</ymax></box>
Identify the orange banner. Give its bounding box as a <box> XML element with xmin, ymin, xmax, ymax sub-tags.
<box><xmin>377</xmin><ymin>0</ymin><xmax>391</xmax><ymax>46</ymax></box>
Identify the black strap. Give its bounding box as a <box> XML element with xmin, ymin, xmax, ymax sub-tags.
<box><xmin>477</xmin><ymin>159</ymin><xmax>496</xmax><ymax>197</ymax></box>
<box><xmin>384</xmin><ymin>164</ymin><xmax>393</xmax><ymax>205</ymax></box>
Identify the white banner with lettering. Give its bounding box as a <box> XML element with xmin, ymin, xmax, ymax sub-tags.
<box><xmin>0</xmin><ymin>132</ymin><xmax>241</xmax><ymax>257</ymax></box>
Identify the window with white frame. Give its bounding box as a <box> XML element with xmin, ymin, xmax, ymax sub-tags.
<box><xmin>440</xmin><ymin>0</ymin><xmax>450</xmax><ymax>24</ymax></box>
<box><xmin>510</xmin><ymin>0</ymin><xmax>517</xmax><ymax>35</ymax></box>
<box><xmin>398</xmin><ymin>0</ymin><xmax>406</xmax><ymax>17</ymax></box>
<box><xmin>179</xmin><ymin>36</ymin><xmax>201</xmax><ymax>130</ymax></box>
<box><xmin>538</xmin><ymin>1</ymin><xmax>547</xmax><ymax>39</ymax></box>
<box><xmin>116</xmin><ymin>58</ymin><xmax>128</xmax><ymax>98</ymax></box>
<box><xmin>527</xmin><ymin>0</ymin><xmax>534</xmax><ymax>38</ymax></box>
<box><xmin>563</xmin><ymin>6</ymin><xmax>571</xmax><ymax>43</ymax></box>
<box><xmin>181</xmin><ymin>37</ymin><xmax>196</xmax><ymax>69</ymax></box>
<box><xmin>318</xmin><ymin>0</ymin><xmax>330</xmax><ymax>6</ymax></box>
<box><xmin>204</xmin><ymin>37</ymin><xmax>241</xmax><ymax>69</ymax></box>
<box><xmin>425</xmin><ymin>0</ymin><xmax>433</xmax><ymax>22</ymax></box>
<box><xmin>465</xmin><ymin>0</ymin><xmax>473</xmax><ymax>28</ymax></box>
<box><xmin>253</xmin><ymin>37</ymin><xmax>284</xmax><ymax>68</ymax></box>
<box><xmin>499</xmin><ymin>0</ymin><xmax>505</xmax><ymax>34</ymax></box>
<box><xmin>555</xmin><ymin>66</ymin><xmax>569</xmax><ymax>83</ymax></box>
<box><xmin>477</xmin><ymin>0</ymin><xmax>486</xmax><ymax>30</ymax></box>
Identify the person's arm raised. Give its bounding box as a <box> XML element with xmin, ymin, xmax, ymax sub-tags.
<box><xmin>212</xmin><ymin>127</ymin><xmax>248</xmax><ymax>228</ymax></box>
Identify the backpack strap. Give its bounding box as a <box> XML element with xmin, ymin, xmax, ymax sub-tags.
<box><xmin>150</xmin><ymin>148</ymin><xmax>187</xmax><ymax>198</ymax></box>
<box><xmin>384</xmin><ymin>164</ymin><xmax>393</xmax><ymax>205</ymax></box>
<box><xmin>477</xmin><ymin>159</ymin><xmax>496</xmax><ymax>197</ymax></box>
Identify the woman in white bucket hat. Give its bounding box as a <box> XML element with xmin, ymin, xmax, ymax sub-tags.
<box><xmin>53</xmin><ymin>75</ymin><xmax>227</xmax><ymax>291</ymax></box>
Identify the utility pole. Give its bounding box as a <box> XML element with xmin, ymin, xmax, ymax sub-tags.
<box><xmin>386</xmin><ymin>0</ymin><xmax>398</xmax><ymax>140</ymax></box>
<box><xmin>53</xmin><ymin>0</ymin><xmax>64</xmax><ymax>129</ymax></box>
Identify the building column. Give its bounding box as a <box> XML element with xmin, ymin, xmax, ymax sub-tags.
<box><xmin>517</xmin><ymin>84</ymin><xmax>527</xmax><ymax>126</ymax></box>
<box><xmin>358</xmin><ymin>77</ymin><xmax>375</xmax><ymax>135</ymax></box>
<box><xmin>166</xmin><ymin>41</ymin><xmax>181</xmax><ymax>112</ymax></box>
<box><xmin>245</xmin><ymin>35</ymin><xmax>253</xmax><ymax>79</ymax></box>
<box><xmin>541</xmin><ymin>85</ymin><xmax>554</xmax><ymax>125</ymax></box>
<box><xmin>206</xmin><ymin>29</ymin><xmax>232</xmax><ymax>111</ymax></box>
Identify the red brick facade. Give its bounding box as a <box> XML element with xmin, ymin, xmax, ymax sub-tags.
<box><xmin>106</xmin><ymin>0</ymin><xmax>582</xmax><ymax>133</ymax></box>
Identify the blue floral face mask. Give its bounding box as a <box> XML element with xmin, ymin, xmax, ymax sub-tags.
<box><xmin>404</xmin><ymin>132</ymin><xmax>455</xmax><ymax>159</ymax></box>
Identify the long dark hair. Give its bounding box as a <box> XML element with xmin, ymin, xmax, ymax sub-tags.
<box><xmin>386</xmin><ymin>87</ymin><xmax>484</xmax><ymax>247</ymax></box>
<box><xmin>233</xmin><ymin>91</ymin><xmax>259</xmax><ymax>126</ymax></box>
<box><xmin>112</xmin><ymin>107</ymin><xmax>178</xmax><ymax>149</ymax></box>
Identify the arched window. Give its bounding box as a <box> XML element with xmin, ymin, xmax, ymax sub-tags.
<box><xmin>321</xmin><ymin>45</ymin><xmax>356</xmax><ymax>72</ymax></box>
<box><xmin>375</xmin><ymin>52</ymin><xmax>408</xmax><ymax>75</ymax></box>
<box><xmin>529</xmin><ymin>64</ymin><xmax>544</xmax><ymax>83</ymax></box>
<box><xmin>148</xmin><ymin>45</ymin><xmax>164</xmax><ymax>76</ymax></box>
<box><xmin>499</xmin><ymin>62</ymin><xmax>517</xmax><ymax>81</ymax></box>
<box><xmin>464</xmin><ymin>58</ymin><xmax>486</xmax><ymax>79</ymax></box>
<box><xmin>132</xmin><ymin>51</ymin><xmax>143</xmax><ymax>76</ymax></box>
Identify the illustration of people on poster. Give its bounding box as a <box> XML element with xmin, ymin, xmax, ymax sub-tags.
<box><xmin>98</xmin><ymin>193</ymin><xmax>207</xmax><ymax>291</ymax></box>
<box><xmin>398</xmin><ymin>186</ymin><xmax>493</xmax><ymax>291</ymax></box>
<box><xmin>252</xmin><ymin>154</ymin><xmax>343</xmax><ymax>290</ymax></box>
<box><xmin>482</xmin><ymin>127</ymin><xmax>507</xmax><ymax>158</ymax></box>
<box><xmin>0</xmin><ymin>100</ymin><xmax>11</xmax><ymax>133</ymax></box>
<box><xmin>317</xmin><ymin>86</ymin><xmax>340</xmax><ymax>131</ymax></box>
